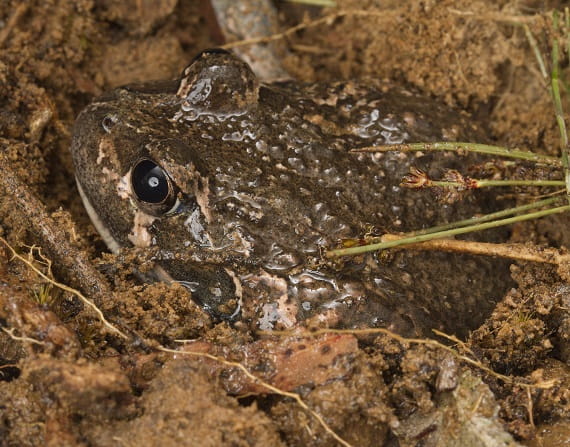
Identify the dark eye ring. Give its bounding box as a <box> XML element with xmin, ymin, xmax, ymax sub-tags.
<box><xmin>130</xmin><ymin>158</ymin><xmax>178</xmax><ymax>215</ymax></box>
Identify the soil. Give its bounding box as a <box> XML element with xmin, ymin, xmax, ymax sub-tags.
<box><xmin>1</xmin><ymin>0</ymin><xmax>570</xmax><ymax>446</ymax></box>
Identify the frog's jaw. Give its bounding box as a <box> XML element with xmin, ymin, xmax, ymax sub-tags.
<box><xmin>76</xmin><ymin>178</ymin><xmax>122</xmax><ymax>254</ymax></box>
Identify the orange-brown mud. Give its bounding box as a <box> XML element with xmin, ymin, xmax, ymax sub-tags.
<box><xmin>1</xmin><ymin>1</ymin><xmax>570</xmax><ymax>446</ymax></box>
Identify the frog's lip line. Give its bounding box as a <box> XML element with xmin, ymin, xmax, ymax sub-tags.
<box><xmin>76</xmin><ymin>178</ymin><xmax>122</xmax><ymax>254</ymax></box>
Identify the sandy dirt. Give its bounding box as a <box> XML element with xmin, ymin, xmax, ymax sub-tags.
<box><xmin>1</xmin><ymin>0</ymin><xmax>570</xmax><ymax>446</ymax></box>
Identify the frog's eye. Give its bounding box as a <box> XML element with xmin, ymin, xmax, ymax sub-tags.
<box><xmin>131</xmin><ymin>159</ymin><xmax>177</xmax><ymax>216</ymax></box>
<box><xmin>132</xmin><ymin>159</ymin><xmax>168</xmax><ymax>203</ymax></box>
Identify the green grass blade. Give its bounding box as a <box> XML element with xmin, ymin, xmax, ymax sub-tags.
<box><xmin>326</xmin><ymin>204</ymin><xmax>570</xmax><ymax>257</ymax></box>
<box><xmin>352</xmin><ymin>142</ymin><xmax>562</xmax><ymax>166</ymax></box>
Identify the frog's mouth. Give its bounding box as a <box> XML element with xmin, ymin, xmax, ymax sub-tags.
<box><xmin>76</xmin><ymin>179</ymin><xmax>122</xmax><ymax>254</ymax></box>
<box><xmin>76</xmin><ymin>178</ymin><xmax>241</xmax><ymax>321</ymax></box>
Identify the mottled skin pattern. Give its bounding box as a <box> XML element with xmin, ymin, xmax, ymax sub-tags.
<box><xmin>71</xmin><ymin>50</ymin><xmax>510</xmax><ymax>337</ymax></box>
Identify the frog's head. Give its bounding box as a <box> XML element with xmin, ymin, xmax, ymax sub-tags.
<box><xmin>71</xmin><ymin>49</ymin><xmax>262</xmax><ymax>320</ymax></box>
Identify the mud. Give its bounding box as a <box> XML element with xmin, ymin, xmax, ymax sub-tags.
<box><xmin>1</xmin><ymin>1</ymin><xmax>570</xmax><ymax>446</ymax></box>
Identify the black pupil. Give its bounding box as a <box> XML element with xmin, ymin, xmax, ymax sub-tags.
<box><xmin>132</xmin><ymin>160</ymin><xmax>169</xmax><ymax>203</ymax></box>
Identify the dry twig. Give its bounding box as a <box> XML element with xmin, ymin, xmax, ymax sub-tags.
<box><xmin>222</xmin><ymin>9</ymin><xmax>397</xmax><ymax>50</ymax></box>
<box><xmin>157</xmin><ymin>345</ymin><xmax>353</xmax><ymax>447</ymax></box>
<box><xmin>1</xmin><ymin>327</ymin><xmax>45</xmax><ymax>346</ymax></box>
<box><xmin>261</xmin><ymin>328</ymin><xmax>558</xmax><ymax>391</ymax></box>
<box><xmin>0</xmin><ymin>237</ymin><xmax>127</xmax><ymax>339</ymax></box>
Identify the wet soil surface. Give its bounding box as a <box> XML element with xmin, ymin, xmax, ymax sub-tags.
<box><xmin>1</xmin><ymin>1</ymin><xmax>570</xmax><ymax>446</ymax></box>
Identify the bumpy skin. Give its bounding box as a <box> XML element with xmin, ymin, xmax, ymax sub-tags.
<box><xmin>71</xmin><ymin>50</ymin><xmax>510</xmax><ymax>337</ymax></box>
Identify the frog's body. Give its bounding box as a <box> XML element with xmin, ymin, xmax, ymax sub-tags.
<box><xmin>71</xmin><ymin>50</ymin><xmax>510</xmax><ymax>337</ymax></box>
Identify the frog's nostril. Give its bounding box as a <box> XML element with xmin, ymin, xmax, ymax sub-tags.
<box><xmin>101</xmin><ymin>114</ymin><xmax>118</xmax><ymax>133</ymax></box>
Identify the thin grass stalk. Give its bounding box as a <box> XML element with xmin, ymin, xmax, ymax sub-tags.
<box><xmin>392</xmin><ymin>196</ymin><xmax>563</xmax><ymax>237</ymax></box>
<box><xmin>326</xmin><ymin>205</ymin><xmax>570</xmax><ymax>257</ymax></box>
<box><xmin>352</xmin><ymin>142</ymin><xmax>562</xmax><ymax>166</ymax></box>
<box><xmin>550</xmin><ymin>11</ymin><xmax>570</xmax><ymax>201</ymax></box>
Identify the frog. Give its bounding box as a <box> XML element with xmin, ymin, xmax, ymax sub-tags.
<box><xmin>71</xmin><ymin>49</ymin><xmax>511</xmax><ymax>338</ymax></box>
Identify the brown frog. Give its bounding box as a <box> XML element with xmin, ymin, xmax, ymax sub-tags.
<box><xmin>71</xmin><ymin>49</ymin><xmax>511</xmax><ymax>337</ymax></box>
